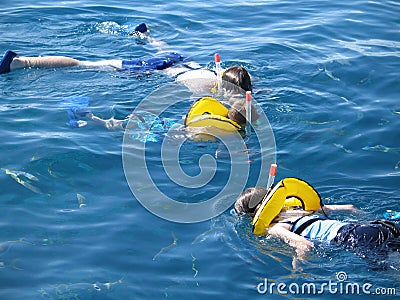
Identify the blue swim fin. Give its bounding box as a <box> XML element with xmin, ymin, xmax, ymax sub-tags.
<box><xmin>0</xmin><ymin>50</ymin><xmax>18</xmax><ymax>74</ymax></box>
<box><xmin>59</xmin><ymin>95</ymin><xmax>90</xmax><ymax>128</ymax></box>
<box><xmin>384</xmin><ymin>210</ymin><xmax>400</xmax><ymax>221</ymax></box>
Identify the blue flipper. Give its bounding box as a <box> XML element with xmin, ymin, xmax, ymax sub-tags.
<box><xmin>0</xmin><ymin>50</ymin><xmax>18</xmax><ymax>74</ymax></box>
<box><xmin>384</xmin><ymin>210</ymin><xmax>400</xmax><ymax>221</ymax></box>
<box><xmin>129</xmin><ymin>113</ymin><xmax>179</xmax><ymax>143</ymax></box>
<box><xmin>59</xmin><ymin>95</ymin><xmax>90</xmax><ymax>128</ymax></box>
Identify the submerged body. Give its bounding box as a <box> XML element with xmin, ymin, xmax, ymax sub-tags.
<box><xmin>234</xmin><ymin>178</ymin><xmax>400</xmax><ymax>269</ymax></box>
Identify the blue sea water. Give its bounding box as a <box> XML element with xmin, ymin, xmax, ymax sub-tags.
<box><xmin>1</xmin><ymin>0</ymin><xmax>399</xmax><ymax>299</ymax></box>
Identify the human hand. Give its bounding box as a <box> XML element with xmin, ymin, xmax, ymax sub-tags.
<box><xmin>292</xmin><ymin>240</ymin><xmax>314</xmax><ymax>270</ymax></box>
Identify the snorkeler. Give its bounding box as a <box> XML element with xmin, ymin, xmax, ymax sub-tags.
<box><xmin>4</xmin><ymin>21</ymin><xmax>257</xmax><ymax>138</ymax></box>
<box><xmin>89</xmin><ymin>95</ymin><xmax>258</xmax><ymax>138</ymax></box>
<box><xmin>0</xmin><ymin>23</ymin><xmax>183</xmax><ymax>74</ymax></box>
<box><xmin>234</xmin><ymin>177</ymin><xmax>400</xmax><ymax>269</ymax></box>
<box><xmin>0</xmin><ymin>22</ymin><xmax>253</xmax><ymax>95</ymax></box>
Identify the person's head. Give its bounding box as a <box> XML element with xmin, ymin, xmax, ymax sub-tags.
<box><xmin>227</xmin><ymin>100</ymin><xmax>260</xmax><ymax>127</ymax></box>
<box><xmin>222</xmin><ymin>66</ymin><xmax>252</xmax><ymax>92</ymax></box>
<box><xmin>234</xmin><ymin>186</ymin><xmax>268</xmax><ymax>217</ymax></box>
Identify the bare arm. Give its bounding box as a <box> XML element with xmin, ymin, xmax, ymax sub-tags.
<box><xmin>88</xmin><ymin>113</ymin><xmax>129</xmax><ymax>130</ymax></box>
<box><xmin>147</xmin><ymin>36</ymin><xmax>170</xmax><ymax>52</ymax></box>
<box><xmin>267</xmin><ymin>223</ymin><xmax>314</xmax><ymax>251</ymax></box>
<box><xmin>268</xmin><ymin>222</ymin><xmax>314</xmax><ymax>269</ymax></box>
<box><xmin>322</xmin><ymin>204</ymin><xmax>360</xmax><ymax>212</ymax></box>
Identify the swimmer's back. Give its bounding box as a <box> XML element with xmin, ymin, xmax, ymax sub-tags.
<box><xmin>163</xmin><ymin>60</ymin><xmax>216</xmax><ymax>81</ymax></box>
<box><xmin>176</xmin><ymin>68</ymin><xmax>216</xmax><ymax>82</ymax></box>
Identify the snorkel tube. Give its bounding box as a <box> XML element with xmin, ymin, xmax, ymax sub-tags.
<box><xmin>214</xmin><ymin>53</ymin><xmax>222</xmax><ymax>91</ymax></box>
<box><xmin>266</xmin><ymin>163</ymin><xmax>278</xmax><ymax>192</ymax></box>
<box><xmin>245</xmin><ymin>91</ymin><xmax>252</xmax><ymax>136</ymax></box>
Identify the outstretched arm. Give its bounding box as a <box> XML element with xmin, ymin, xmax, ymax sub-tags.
<box><xmin>268</xmin><ymin>223</ymin><xmax>314</xmax><ymax>251</ymax></box>
<box><xmin>268</xmin><ymin>222</ymin><xmax>314</xmax><ymax>269</ymax></box>
<box><xmin>88</xmin><ymin>113</ymin><xmax>130</xmax><ymax>130</ymax></box>
<box><xmin>322</xmin><ymin>204</ymin><xmax>360</xmax><ymax>212</ymax></box>
<box><xmin>147</xmin><ymin>36</ymin><xmax>171</xmax><ymax>52</ymax></box>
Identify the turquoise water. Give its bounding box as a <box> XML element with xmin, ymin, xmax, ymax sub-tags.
<box><xmin>1</xmin><ymin>0</ymin><xmax>399</xmax><ymax>299</ymax></box>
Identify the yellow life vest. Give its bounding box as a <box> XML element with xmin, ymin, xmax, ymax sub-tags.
<box><xmin>185</xmin><ymin>96</ymin><xmax>242</xmax><ymax>132</ymax></box>
<box><xmin>252</xmin><ymin>177</ymin><xmax>323</xmax><ymax>235</ymax></box>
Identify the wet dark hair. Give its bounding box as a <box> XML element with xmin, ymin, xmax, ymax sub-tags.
<box><xmin>228</xmin><ymin>101</ymin><xmax>247</xmax><ymax>126</ymax></box>
<box><xmin>234</xmin><ymin>186</ymin><xmax>268</xmax><ymax>217</ymax></box>
<box><xmin>222</xmin><ymin>66</ymin><xmax>252</xmax><ymax>92</ymax></box>
<box><xmin>228</xmin><ymin>100</ymin><xmax>260</xmax><ymax>127</ymax></box>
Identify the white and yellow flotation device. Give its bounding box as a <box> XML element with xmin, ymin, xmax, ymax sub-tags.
<box><xmin>185</xmin><ymin>96</ymin><xmax>242</xmax><ymax>133</ymax></box>
<box><xmin>252</xmin><ymin>178</ymin><xmax>323</xmax><ymax>235</ymax></box>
